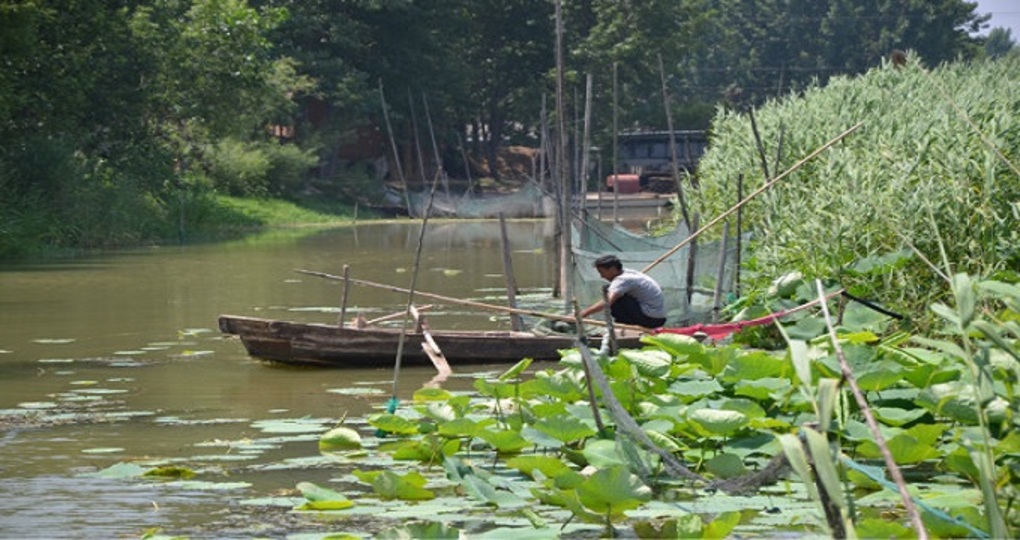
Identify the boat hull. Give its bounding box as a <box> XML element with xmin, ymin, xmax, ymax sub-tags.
<box><xmin>218</xmin><ymin>315</ymin><xmax>642</xmax><ymax>367</ymax></box>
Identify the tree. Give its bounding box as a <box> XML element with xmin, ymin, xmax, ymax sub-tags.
<box><xmin>457</xmin><ymin>0</ymin><xmax>555</xmax><ymax>181</ymax></box>
<box><xmin>985</xmin><ymin>27</ymin><xmax>1017</xmax><ymax>59</ymax></box>
<box><xmin>676</xmin><ymin>0</ymin><xmax>988</xmax><ymax>108</ymax></box>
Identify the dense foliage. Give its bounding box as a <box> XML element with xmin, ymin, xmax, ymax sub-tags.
<box><xmin>0</xmin><ymin>0</ymin><xmax>1008</xmax><ymax>257</ymax></box>
<box><xmin>692</xmin><ymin>54</ymin><xmax>1020</xmax><ymax>325</ymax></box>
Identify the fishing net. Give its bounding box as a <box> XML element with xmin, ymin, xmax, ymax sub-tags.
<box><xmin>406</xmin><ymin>182</ymin><xmax>556</xmax><ymax>218</ymax></box>
<box><xmin>572</xmin><ymin>218</ymin><xmax>744</xmax><ymax>325</ymax></box>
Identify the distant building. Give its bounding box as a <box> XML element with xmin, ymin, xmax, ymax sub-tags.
<box><xmin>612</xmin><ymin>130</ymin><xmax>708</xmax><ymax>192</ymax></box>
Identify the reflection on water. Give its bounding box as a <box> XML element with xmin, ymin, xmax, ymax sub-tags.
<box><xmin>0</xmin><ymin>220</ymin><xmax>558</xmax><ymax>538</ymax></box>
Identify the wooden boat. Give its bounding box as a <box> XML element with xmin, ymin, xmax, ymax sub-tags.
<box><xmin>218</xmin><ymin>314</ymin><xmax>646</xmax><ymax>368</ymax></box>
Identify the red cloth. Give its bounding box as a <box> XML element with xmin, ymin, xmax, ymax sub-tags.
<box><xmin>653</xmin><ymin>308</ymin><xmax>794</xmax><ymax>340</ymax></box>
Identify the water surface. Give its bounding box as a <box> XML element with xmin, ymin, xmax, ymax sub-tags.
<box><xmin>0</xmin><ymin>220</ymin><xmax>559</xmax><ymax>537</ymax></box>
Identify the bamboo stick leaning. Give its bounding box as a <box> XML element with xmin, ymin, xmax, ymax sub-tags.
<box><xmin>295</xmin><ymin>269</ymin><xmax>650</xmax><ymax>334</ymax></box>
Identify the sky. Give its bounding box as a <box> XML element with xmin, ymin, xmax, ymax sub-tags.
<box><xmin>973</xmin><ymin>0</ymin><xmax>1020</xmax><ymax>37</ymax></box>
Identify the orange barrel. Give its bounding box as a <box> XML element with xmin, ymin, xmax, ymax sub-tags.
<box><xmin>605</xmin><ymin>173</ymin><xmax>640</xmax><ymax>193</ymax></box>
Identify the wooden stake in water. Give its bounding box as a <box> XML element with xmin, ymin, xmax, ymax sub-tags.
<box><xmin>338</xmin><ymin>264</ymin><xmax>351</xmax><ymax>327</ymax></box>
<box><xmin>499</xmin><ymin>214</ymin><xmax>525</xmax><ymax>331</ymax></box>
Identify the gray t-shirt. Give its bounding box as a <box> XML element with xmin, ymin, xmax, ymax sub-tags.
<box><xmin>608</xmin><ymin>269</ymin><xmax>666</xmax><ymax>319</ymax></box>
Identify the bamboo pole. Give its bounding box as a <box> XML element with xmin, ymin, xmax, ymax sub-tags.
<box><xmin>684</xmin><ymin>214</ymin><xmax>699</xmax><ymax>306</ymax></box>
<box><xmin>498</xmin><ymin>214</ymin><xmax>524</xmax><ymax>331</ymax></box>
<box><xmin>735</xmin><ymin>174</ymin><xmax>743</xmax><ymax>296</ymax></box>
<box><xmin>378</xmin><ymin>80</ymin><xmax>410</xmax><ymax>213</ymax></box>
<box><xmin>389</xmin><ymin>167</ymin><xmax>443</xmax><ymax>404</ymax></box>
<box><xmin>712</xmin><ymin>222</ymin><xmax>730</xmax><ymax>322</ymax></box>
<box><xmin>365</xmin><ymin>305</ymin><xmax>433</xmax><ymax>326</ymax></box>
<box><xmin>640</xmin><ymin>122</ymin><xmax>863</xmax><ymax>274</ymax></box>
<box><xmin>659</xmin><ymin>53</ymin><xmax>692</xmax><ymax>229</ymax></box>
<box><xmin>580</xmin><ymin>73</ymin><xmax>594</xmax><ymax>215</ymax></box>
<box><xmin>749</xmin><ymin>108</ymin><xmax>772</xmax><ymax>181</ymax></box>
<box><xmin>573</xmin><ymin>299</ymin><xmax>605</xmax><ymax>432</ymax></box>
<box><xmin>815</xmin><ymin>280</ymin><xmax>927</xmax><ymax>539</ymax></box>
<box><xmin>338</xmin><ymin>264</ymin><xmax>351</xmax><ymax>327</ymax></box>
<box><xmin>611</xmin><ymin>62</ymin><xmax>619</xmax><ymax>224</ymax></box>
<box><xmin>408</xmin><ymin>90</ymin><xmax>427</xmax><ymax>192</ymax></box>
<box><xmin>295</xmin><ymin>269</ymin><xmax>651</xmax><ymax>333</ymax></box>
<box><xmin>421</xmin><ymin>92</ymin><xmax>448</xmax><ymax>197</ymax></box>
<box><xmin>554</xmin><ymin>0</ymin><xmax>572</xmax><ymax>309</ymax></box>
<box><xmin>455</xmin><ymin>132</ymin><xmax>473</xmax><ymax>194</ymax></box>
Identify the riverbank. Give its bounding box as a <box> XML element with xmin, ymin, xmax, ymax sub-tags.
<box><xmin>0</xmin><ymin>194</ymin><xmax>364</xmax><ymax>261</ymax></box>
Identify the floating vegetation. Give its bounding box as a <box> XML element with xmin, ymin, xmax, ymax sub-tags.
<box><xmin>250</xmin><ymin>417</ymin><xmax>333</xmax><ymax>434</ymax></box>
<box><xmin>17</xmin><ymin>401</ymin><xmax>59</xmax><ymax>409</ymax></box>
<box><xmin>326</xmin><ymin>387</ymin><xmax>385</xmax><ymax>396</ymax></box>
<box><xmin>233</xmin><ymin>276</ymin><xmax>1015</xmax><ymax>538</ymax></box>
<box><xmin>71</xmin><ymin>388</ymin><xmax>129</xmax><ymax>395</ymax></box>
<box><xmin>155</xmin><ymin>416</ymin><xmax>249</xmax><ymax>426</ymax></box>
<box><xmin>81</xmin><ymin>447</ymin><xmax>124</xmax><ymax>454</ymax></box>
<box><xmin>319</xmin><ymin>427</ymin><xmax>363</xmax><ymax>451</ymax></box>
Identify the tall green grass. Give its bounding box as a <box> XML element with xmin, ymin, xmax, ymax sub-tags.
<box><xmin>694</xmin><ymin>54</ymin><xmax>1020</xmax><ymax>322</ymax></box>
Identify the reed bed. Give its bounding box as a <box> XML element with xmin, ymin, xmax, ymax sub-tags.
<box><xmin>693</xmin><ymin>53</ymin><xmax>1020</xmax><ymax>320</ymax></box>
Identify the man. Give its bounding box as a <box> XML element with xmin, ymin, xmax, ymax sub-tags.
<box><xmin>579</xmin><ymin>254</ymin><xmax>667</xmax><ymax>329</ymax></box>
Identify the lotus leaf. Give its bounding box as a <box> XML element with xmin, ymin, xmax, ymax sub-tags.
<box><xmin>319</xmin><ymin>426</ymin><xmax>363</xmax><ymax>451</ymax></box>
<box><xmin>389</xmin><ymin>437</ymin><xmax>459</xmax><ymax>462</ymax></box>
<box><xmin>250</xmin><ymin>417</ymin><xmax>331</xmax><ymax>434</ymax></box>
<box><xmin>533</xmin><ymin>486</ymin><xmax>603</xmax><ymax>523</ymax></box>
<box><xmin>576</xmin><ymin>465</ymin><xmax>652</xmax><ymax>515</ymax></box>
<box><xmin>732</xmin><ymin>377</ymin><xmax>791</xmax><ymax>401</ymax></box>
<box><xmin>644</xmin><ymin>429</ymin><xmax>683</xmax><ymax>453</ymax></box>
<box><xmin>497</xmin><ymin>358</ymin><xmax>533</xmax><ymax>381</ymax></box>
<box><xmin>619</xmin><ymin>349</ymin><xmax>672</xmax><ymax>378</ymax></box>
<box><xmin>505</xmin><ymin>455</ymin><xmax>572</xmax><ymax>480</ymax></box>
<box><xmin>689</xmin><ymin>409</ymin><xmax>749</xmax><ymax>437</ymax></box>
<box><xmin>705</xmin><ymin>453</ymin><xmax>747</xmax><ymax>479</ymax></box>
<box><xmin>83</xmin><ymin>462</ymin><xmax>147</xmax><ymax>479</ymax></box>
<box><xmin>786</xmin><ymin>316</ymin><xmax>827</xmax><ymax>340</ymax></box>
<box><xmin>295</xmin><ymin>481</ymin><xmax>354</xmax><ymax>511</ymax></box>
<box><xmin>634</xmin><ymin>514</ymin><xmax>703</xmax><ymax>539</ymax></box>
<box><xmin>377</xmin><ymin>520</ymin><xmax>460</xmax><ymax>539</ymax></box>
<box><xmin>856</xmin><ymin>433</ymin><xmax>940</xmax><ymax>464</ymax></box>
<box><xmin>667</xmin><ymin>378</ymin><xmax>724</xmax><ymax>402</ymax></box>
<box><xmin>872</xmin><ymin>407</ymin><xmax>927</xmax><ymax>427</ymax></box>
<box><xmin>525</xmin><ymin>373</ymin><xmax>585</xmax><ymax>401</ymax></box>
<box><xmin>364</xmin><ymin>470</ymin><xmax>436</xmax><ymax>501</ymax></box>
<box><xmin>582</xmin><ymin>439</ymin><xmax>626</xmax><ymax>468</ymax></box>
<box><xmin>459</xmin><ymin>472</ymin><xmax>527</xmax><ymax>508</ymax></box>
<box><xmin>436</xmin><ymin>417</ymin><xmax>481</xmax><ymax>438</ymax></box>
<box><xmin>533</xmin><ymin>414</ymin><xmax>597</xmax><ymax>444</ymax></box>
<box><xmin>143</xmin><ymin>465</ymin><xmax>196</xmax><ymax>479</ymax></box>
<box><xmin>721</xmin><ymin>398</ymin><xmax>767</xmax><ymax>419</ymax></box>
<box><xmin>413</xmin><ymin>387</ymin><xmax>453</xmax><ymax>402</ymax></box>
<box><xmin>720</xmin><ymin>350</ymin><xmax>789</xmax><ymax>382</ymax></box>
<box><xmin>854</xmin><ymin>361</ymin><xmax>905</xmax><ymax>391</ymax></box>
<box><xmin>477</xmin><ymin>428</ymin><xmax>531</xmax><ymax>454</ymax></box>
<box><xmin>640</xmin><ymin>332</ymin><xmax>704</xmax><ymax>358</ymax></box>
<box><xmin>368</xmin><ymin>413</ymin><xmax>420</xmax><ymax>435</ymax></box>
